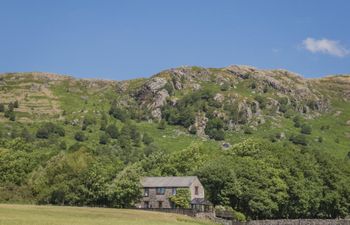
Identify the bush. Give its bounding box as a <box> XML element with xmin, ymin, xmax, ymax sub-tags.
<box><xmin>36</xmin><ymin>123</ymin><xmax>65</xmax><ymax>139</ymax></box>
<box><xmin>290</xmin><ymin>134</ymin><xmax>308</xmax><ymax>145</ymax></box>
<box><xmin>301</xmin><ymin>124</ymin><xmax>312</xmax><ymax>135</ymax></box>
<box><xmin>142</xmin><ymin>133</ymin><xmax>153</xmax><ymax>145</ymax></box>
<box><xmin>244</xmin><ymin>127</ymin><xmax>254</xmax><ymax>134</ymax></box>
<box><xmin>254</xmin><ymin>96</ymin><xmax>266</xmax><ymax>109</ymax></box>
<box><xmin>220</xmin><ymin>83</ymin><xmax>230</xmax><ymax>91</ymax></box>
<box><xmin>0</xmin><ymin>103</ymin><xmax>4</xmax><ymax>112</ymax></box>
<box><xmin>109</xmin><ymin>103</ymin><xmax>129</xmax><ymax>122</ymax></box>
<box><xmin>158</xmin><ymin>120</ymin><xmax>167</xmax><ymax>130</ymax></box>
<box><xmin>99</xmin><ymin>133</ymin><xmax>109</xmax><ymax>145</ymax></box>
<box><xmin>36</xmin><ymin>127</ymin><xmax>49</xmax><ymax>139</ymax></box>
<box><xmin>74</xmin><ymin>131</ymin><xmax>87</xmax><ymax>142</ymax></box>
<box><xmin>106</xmin><ymin>124</ymin><xmax>119</xmax><ymax>139</ymax></box>
<box><xmin>13</xmin><ymin>100</ymin><xmax>19</xmax><ymax>108</ymax></box>
<box><xmin>205</xmin><ymin>118</ymin><xmax>225</xmax><ymax>140</ymax></box>
<box><xmin>232</xmin><ymin>210</ymin><xmax>246</xmax><ymax>222</ymax></box>
<box><xmin>293</xmin><ymin>116</ymin><xmax>302</xmax><ymax>128</ymax></box>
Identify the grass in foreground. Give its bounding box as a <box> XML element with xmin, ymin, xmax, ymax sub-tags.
<box><xmin>0</xmin><ymin>204</ymin><xmax>215</xmax><ymax>225</ymax></box>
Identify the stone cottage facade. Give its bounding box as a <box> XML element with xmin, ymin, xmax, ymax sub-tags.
<box><xmin>137</xmin><ymin>176</ymin><xmax>211</xmax><ymax>210</ymax></box>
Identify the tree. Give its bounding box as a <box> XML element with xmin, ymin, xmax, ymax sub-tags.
<box><xmin>169</xmin><ymin>188</ymin><xmax>191</xmax><ymax>208</ymax></box>
<box><xmin>74</xmin><ymin>131</ymin><xmax>87</xmax><ymax>142</ymax></box>
<box><xmin>205</xmin><ymin>118</ymin><xmax>225</xmax><ymax>140</ymax></box>
<box><xmin>108</xmin><ymin>166</ymin><xmax>142</xmax><ymax>208</ymax></box>
<box><xmin>109</xmin><ymin>103</ymin><xmax>129</xmax><ymax>122</ymax></box>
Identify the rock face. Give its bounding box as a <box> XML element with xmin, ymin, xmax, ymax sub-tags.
<box><xmin>126</xmin><ymin>65</ymin><xmax>338</xmax><ymax>136</ymax></box>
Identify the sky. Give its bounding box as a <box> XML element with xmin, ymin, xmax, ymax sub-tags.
<box><xmin>0</xmin><ymin>0</ymin><xmax>349</xmax><ymax>80</ymax></box>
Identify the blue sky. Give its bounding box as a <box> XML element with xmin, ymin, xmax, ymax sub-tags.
<box><xmin>0</xmin><ymin>0</ymin><xmax>349</xmax><ymax>79</ymax></box>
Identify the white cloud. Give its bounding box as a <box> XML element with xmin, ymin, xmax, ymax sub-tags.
<box><xmin>302</xmin><ymin>37</ymin><xmax>349</xmax><ymax>57</ymax></box>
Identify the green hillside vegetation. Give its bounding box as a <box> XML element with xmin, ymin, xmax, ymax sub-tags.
<box><xmin>0</xmin><ymin>67</ymin><xmax>349</xmax><ymax>220</ymax></box>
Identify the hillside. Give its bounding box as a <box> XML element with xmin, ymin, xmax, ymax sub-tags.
<box><xmin>0</xmin><ymin>66</ymin><xmax>349</xmax><ymax>220</ymax></box>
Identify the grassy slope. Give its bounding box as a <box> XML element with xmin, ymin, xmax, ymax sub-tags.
<box><xmin>0</xmin><ymin>72</ymin><xmax>349</xmax><ymax>158</ymax></box>
<box><xmin>0</xmin><ymin>204</ymin><xmax>214</xmax><ymax>225</ymax></box>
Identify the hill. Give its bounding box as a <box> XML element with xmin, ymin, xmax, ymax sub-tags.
<box><xmin>0</xmin><ymin>66</ymin><xmax>349</xmax><ymax>220</ymax></box>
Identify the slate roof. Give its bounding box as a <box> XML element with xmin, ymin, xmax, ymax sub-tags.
<box><xmin>141</xmin><ymin>176</ymin><xmax>198</xmax><ymax>188</ymax></box>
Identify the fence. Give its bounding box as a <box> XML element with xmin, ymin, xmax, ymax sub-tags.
<box><xmin>133</xmin><ymin>208</ymin><xmax>199</xmax><ymax>217</ymax></box>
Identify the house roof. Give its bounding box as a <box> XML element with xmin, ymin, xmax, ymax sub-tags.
<box><xmin>141</xmin><ymin>176</ymin><xmax>198</xmax><ymax>188</ymax></box>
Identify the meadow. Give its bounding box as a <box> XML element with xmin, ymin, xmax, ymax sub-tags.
<box><xmin>0</xmin><ymin>204</ymin><xmax>215</xmax><ymax>225</ymax></box>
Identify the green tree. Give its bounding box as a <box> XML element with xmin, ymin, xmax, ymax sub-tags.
<box><xmin>108</xmin><ymin>165</ymin><xmax>142</xmax><ymax>208</ymax></box>
<box><xmin>169</xmin><ymin>188</ymin><xmax>191</xmax><ymax>208</ymax></box>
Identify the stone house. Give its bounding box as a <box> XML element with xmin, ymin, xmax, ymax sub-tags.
<box><xmin>137</xmin><ymin>176</ymin><xmax>212</xmax><ymax>211</ymax></box>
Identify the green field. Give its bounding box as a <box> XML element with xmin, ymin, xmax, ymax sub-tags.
<box><xmin>0</xmin><ymin>204</ymin><xmax>215</xmax><ymax>225</ymax></box>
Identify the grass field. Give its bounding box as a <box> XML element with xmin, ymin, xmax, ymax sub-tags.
<box><xmin>0</xmin><ymin>204</ymin><xmax>215</xmax><ymax>225</ymax></box>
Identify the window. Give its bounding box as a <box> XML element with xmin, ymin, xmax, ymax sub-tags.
<box><xmin>158</xmin><ymin>201</ymin><xmax>163</xmax><ymax>208</ymax></box>
<box><xmin>156</xmin><ymin>187</ymin><xmax>165</xmax><ymax>195</ymax></box>
<box><xmin>172</xmin><ymin>187</ymin><xmax>177</xmax><ymax>195</ymax></box>
<box><xmin>144</xmin><ymin>188</ymin><xmax>149</xmax><ymax>197</ymax></box>
<box><xmin>144</xmin><ymin>201</ymin><xmax>149</xmax><ymax>208</ymax></box>
<box><xmin>195</xmin><ymin>186</ymin><xmax>199</xmax><ymax>195</ymax></box>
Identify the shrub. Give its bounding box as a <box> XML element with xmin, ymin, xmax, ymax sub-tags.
<box><xmin>8</xmin><ymin>102</ymin><xmax>14</xmax><ymax>111</ymax></box>
<box><xmin>293</xmin><ymin>116</ymin><xmax>302</xmax><ymax>128</ymax></box>
<box><xmin>36</xmin><ymin>127</ymin><xmax>49</xmax><ymax>139</ymax></box>
<box><xmin>158</xmin><ymin>120</ymin><xmax>167</xmax><ymax>130</ymax></box>
<box><xmin>205</xmin><ymin>118</ymin><xmax>225</xmax><ymax>140</ymax></box>
<box><xmin>106</xmin><ymin>124</ymin><xmax>119</xmax><ymax>139</ymax></box>
<box><xmin>244</xmin><ymin>127</ymin><xmax>254</xmax><ymax>134</ymax></box>
<box><xmin>142</xmin><ymin>133</ymin><xmax>153</xmax><ymax>145</ymax></box>
<box><xmin>74</xmin><ymin>131</ymin><xmax>87</xmax><ymax>142</ymax></box>
<box><xmin>13</xmin><ymin>100</ymin><xmax>19</xmax><ymax>108</ymax></box>
<box><xmin>232</xmin><ymin>210</ymin><xmax>246</xmax><ymax>222</ymax></box>
<box><xmin>254</xmin><ymin>96</ymin><xmax>266</xmax><ymax>109</ymax></box>
<box><xmin>36</xmin><ymin>123</ymin><xmax>65</xmax><ymax>139</ymax></box>
<box><xmin>109</xmin><ymin>103</ymin><xmax>129</xmax><ymax>122</ymax></box>
<box><xmin>301</xmin><ymin>124</ymin><xmax>312</xmax><ymax>135</ymax></box>
<box><xmin>220</xmin><ymin>83</ymin><xmax>230</xmax><ymax>91</ymax></box>
<box><xmin>0</xmin><ymin>103</ymin><xmax>4</xmax><ymax>112</ymax></box>
<box><xmin>290</xmin><ymin>134</ymin><xmax>308</xmax><ymax>145</ymax></box>
<box><xmin>99</xmin><ymin>133</ymin><xmax>109</xmax><ymax>145</ymax></box>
